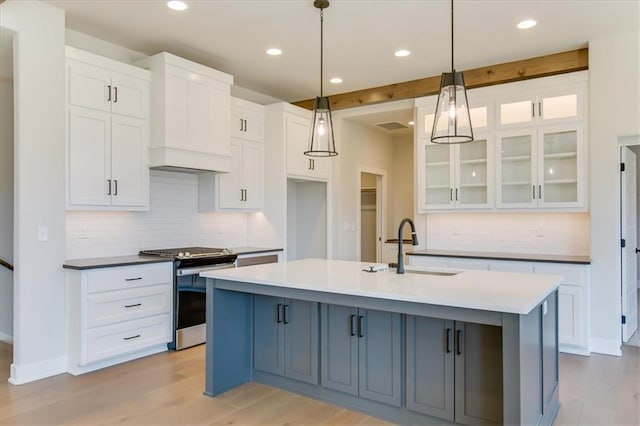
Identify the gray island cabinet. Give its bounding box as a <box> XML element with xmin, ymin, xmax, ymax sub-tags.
<box><xmin>202</xmin><ymin>259</ymin><xmax>561</xmax><ymax>425</ymax></box>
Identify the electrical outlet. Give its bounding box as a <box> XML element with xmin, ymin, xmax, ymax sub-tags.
<box><xmin>536</xmin><ymin>227</ymin><xmax>544</xmax><ymax>237</ymax></box>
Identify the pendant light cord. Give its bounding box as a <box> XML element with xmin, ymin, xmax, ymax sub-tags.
<box><xmin>450</xmin><ymin>0</ymin><xmax>454</xmax><ymax>72</ymax></box>
<box><xmin>320</xmin><ymin>8</ymin><xmax>324</xmax><ymax>97</ymax></box>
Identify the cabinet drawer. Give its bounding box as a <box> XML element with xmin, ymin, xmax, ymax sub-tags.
<box><xmin>87</xmin><ymin>263</ymin><xmax>172</xmax><ymax>293</ymax></box>
<box><xmin>83</xmin><ymin>314</ymin><xmax>170</xmax><ymax>365</ymax></box>
<box><xmin>87</xmin><ymin>283</ymin><xmax>171</xmax><ymax>327</ymax></box>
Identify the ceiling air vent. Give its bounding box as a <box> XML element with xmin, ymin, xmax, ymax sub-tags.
<box><xmin>376</xmin><ymin>121</ymin><xmax>408</xmax><ymax>131</ymax></box>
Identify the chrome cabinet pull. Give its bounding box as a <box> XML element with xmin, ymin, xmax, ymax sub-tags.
<box><xmin>538</xmin><ymin>102</ymin><xmax>542</xmax><ymax>117</ymax></box>
<box><xmin>538</xmin><ymin>184</ymin><xmax>542</xmax><ymax>199</ymax></box>
<box><xmin>455</xmin><ymin>188</ymin><xmax>459</xmax><ymax>201</ymax></box>
<box><xmin>532</xmin><ymin>185</ymin><xmax>536</xmax><ymax>199</ymax></box>
<box><xmin>114</xmin><ymin>179</ymin><xmax>118</xmax><ymax>196</ymax></box>
<box><xmin>531</xmin><ymin>102</ymin><xmax>535</xmax><ymax>118</ymax></box>
<box><xmin>113</xmin><ymin>86</ymin><xmax>118</xmax><ymax>103</ymax></box>
<box><xmin>349</xmin><ymin>314</ymin><xmax>356</xmax><ymax>336</ymax></box>
<box><xmin>450</xmin><ymin>188</ymin><xmax>453</xmax><ymax>201</ymax></box>
<box><xmin>244</xmin><ymin>119</ymin><xmax>248</xmax><ymax>133</ymax></box>
<box><xmin>107</xmin><ymin>179</ymin><xmax>112</xmax><ymax>195</ymax></box>
<box><xmin>125</xmin><ymin>277</ymin><xmax>142</xmax><ymax>281</ymax></box>
<box><xmin>107</xmin><ymin>85</ymin><xmax>112</xmax><ymax>102</ymax></box>
<box><xmin>124</xmin><ymin>303</ymin><xmax>142</xmax><ymax>308</ymax></box>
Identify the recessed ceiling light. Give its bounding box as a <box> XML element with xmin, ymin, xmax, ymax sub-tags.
<box><xmin>408</xmin><ymin>121</ymin><xmax>415</xmax><ymax>126</ymax></box>
<box><xmin>517</xmin><ymin>19</ymin><xmax>537</xmax><ymax>30</ymax></box>
<box><xmin>266</xmin><ymin>48</ymin><xmax>282</xmax><ymax>56</ymax></box>
<box><xmin>167</xmin><ymin>1</ymin><xmax>187</xmax><ymax>11</ymax></box>
<box><xmin>394</xmin><ymin>49</ymin><xmax>411</xmax><ymax>57</ymax></box>
<box><xmin>329</xmin><ymin>77</ymin><xmax>343</xmax><ymax>84</ymax></box>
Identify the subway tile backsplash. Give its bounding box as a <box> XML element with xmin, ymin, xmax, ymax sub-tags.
<box><xmin>66</xmin><ymin>170</ymin><xmax>248</xmax><ymax>259</ymax></box>
<box><xmin>424</xmin><ymin>212</ymin><xmax>590</xmax><ymax>256</ymax></box>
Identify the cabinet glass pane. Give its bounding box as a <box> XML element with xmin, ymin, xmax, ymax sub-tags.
<box><xmin>459</xmin><ymin>139</ymin><xmax>488</xmax><ymax>205</ymax></box>
<box><xmin>500</xmin><ymin>135</ymin><xmax>533</xmax><ymax>204</ymax></box>
<box><xmin>500</xmin><ymin>100</ymin><xmax>532</xmax><ymax>126</ymax></box>
<box><xmin>542</xmin><ymin>94</ymin><xmax>577</xmax><ymax>121</ymax></box>
<box><xmin>542</xmin><ymin>130</ymin><xmax>578</xmax><ymax>203</ymax></box>
<box><xmin>469</xmin><ymin>107</ymin><xmax>487</xmax><ymax>129</ymax></box>
<box><xmin>424</xmin><ymin>144</ymin><xmax>451</xmax><ymax>205</ymax></box>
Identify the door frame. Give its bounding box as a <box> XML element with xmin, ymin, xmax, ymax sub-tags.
<box><xmin>618</xmin><ymin>135</ymin><xmax>640</xmax><ymax>344</ymax></box>
<box><xmin>356</xmin><ymin>168</ymin><xmax>387</xmax><ymax>263</ymax></box>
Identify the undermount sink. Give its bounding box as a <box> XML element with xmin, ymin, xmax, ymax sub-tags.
<box><xmin>402</xmin><ymin>268</ymin><xmax>461</xmax><ymax>277</ymax></box>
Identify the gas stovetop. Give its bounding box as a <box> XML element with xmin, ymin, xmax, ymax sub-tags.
<box><xmin>140</xmin><ymin>247</ymin><xmax>234</xmax><ymax>260</ymax></box>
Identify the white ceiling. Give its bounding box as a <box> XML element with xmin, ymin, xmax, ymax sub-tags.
<box><xmin>45</xmin><ymin>0</ymin><xmax>639</xmax><ymax>104</ymax></box>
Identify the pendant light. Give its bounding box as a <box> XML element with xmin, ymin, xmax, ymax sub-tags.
<box><xmin>431</xmin><ymin>0</ymin><xmax>473</xmax><ymax>144</ymax></box>
<box><xmin>305</xmin><ymin>0</ymin><xmax>338</xmax><ymax>157</ymax></box>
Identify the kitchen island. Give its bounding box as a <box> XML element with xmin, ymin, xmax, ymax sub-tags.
<box><xmin>202</xmin><ymin>259</ymin><xmax>562</xmax><ymax>425</ymax></box>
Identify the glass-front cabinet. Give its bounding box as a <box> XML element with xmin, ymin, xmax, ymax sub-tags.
<box><xmin>496</xmin><ymin>86</ymin><xmax>584</xmax><ymax>129</ymax></box>
<box><xmin>497</xmin><ymin>124</ymin><xmax>583</xmax><ymax>208</ymax></box>
<box><xmin>419</xmin><ymin>134</ymin><xmax>492</xmax><ymax>211</ymax></box>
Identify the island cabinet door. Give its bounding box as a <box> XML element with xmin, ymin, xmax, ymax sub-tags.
<box><xmin>405</xmin><ymin>315</ymin><xmax>455</xmax><ymax>422</ymax></box>
<box><xmin>454</xmin><ymin>322</ymin><xmax>504</xmax><ymax>426</ymax></box>
<box><xmin>358</xmin><ymin>309</ymin><xmax>402</xmax><ymax>407</ymax></box>
<box><xmin>320</xmin><ymin>304</ymin><xmax>359</xmax><ymax>396</ymax></box>
<box><xmin>283</xmin><ymin>298</ymin><xmax>319</xmax><ymax>385</ymax></box>
<box><xmin>253</xmin><ymin>295</ymin><xmax>285</xmax><ymax>376</ymax></box>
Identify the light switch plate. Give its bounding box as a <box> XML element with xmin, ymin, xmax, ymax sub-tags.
<box><xmin>38</xmin><ymin>226</ymin><xmax>48</xmax><ymax>242</ymax></box>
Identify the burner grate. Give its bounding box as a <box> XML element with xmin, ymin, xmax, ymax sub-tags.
<box><xmin>140</xmin><ymin>247</ymin><xmax>232</xmax><ymax>259</ymax></box>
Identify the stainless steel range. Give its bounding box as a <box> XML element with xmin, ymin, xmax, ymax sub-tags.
<box><xmin>139</xmin><ymin>247</ymin><xmax>237</xmax><ymax>350</ymax></box>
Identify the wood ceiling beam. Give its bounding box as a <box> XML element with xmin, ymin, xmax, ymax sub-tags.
<box><xmin>292</xmin><ymin>48</ymin><xmax>588</xmax><ymax>111</ymax></box>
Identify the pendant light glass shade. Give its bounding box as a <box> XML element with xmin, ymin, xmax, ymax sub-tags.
<box><xmin>430</xmin><ymin>0</ymin><xmax>474</xmax><ymax>145</ymax></box>
<box><xmin>306</xmin><ymin>96</ymin><xmax>338</xmax><ymax>157</ymax></box>
<box><xmin>305</xmin><ymin>0</ymin><xmax>338</xmax><ymax>157</ymax></box>
<box><xmin>431</xmin><ymin>71</ymin><xmax>473</xmax><ymax>143</ymax></box>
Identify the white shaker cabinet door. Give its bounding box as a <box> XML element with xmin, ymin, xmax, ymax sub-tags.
<box><xmin>110</xmin><ymin>115</ymin><xmax>148</xmax><ymax>207</ymax></box>
<box><xmin>68</xmin><ymin>107</ymin><xmax>111</xmax><ymax>207</ymax></box>
<box><xmin>68</xmin><ymin>60</ymin><xmax>111</xmax><ymax>113</ymax></box>
<box><xmin>217</xmin><ymin>139</ymin><xmax>244</xmax><ymax>209</ymax></box>
<box><xmin>110</xmin><ymin>72</ymin><xmax>148</xmax><ymax>119</ymax></box>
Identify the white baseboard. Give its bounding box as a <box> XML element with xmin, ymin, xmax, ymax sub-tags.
<box><xmin>0</xmin><ymin>332</ymin><xmax>13</xmax><ymax>344</ymax></box>
<box><xmin>67</xmin><ymin>344</ymin><xmax>167</xmax><ymax>376</ymax></box>
<box><xmin>589</xmin><ymin>337</ymin><xmax>622</xmax><ymax>356</ymax></box>
<box><xmin>8</xmin><ymin>356</ymin><xmax>67</xmax><ymax>385</ymax></box>
<box><xmin>559</xmin><ymin>344</ymin><xmax>590</xmax><ymax>356</ymax></box>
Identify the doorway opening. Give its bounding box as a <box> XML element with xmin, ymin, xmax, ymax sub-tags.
<box><xmin>358</xmin><ymin>171</ymin><xmax>385</xmax><ymax>263</ymax></box>
<box><xmin>0</xmin><ymin>26</ymin><xmax>15</xmax><ymax>376</ymax></box>
<box><xmin>620</xmin><ymin>137</ymin><xmax>640</xmax><ymax>347</ymax></box>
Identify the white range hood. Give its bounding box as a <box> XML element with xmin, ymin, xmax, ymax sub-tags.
<box><xmin>137</xmin><ymin>52</ymin><xmax>234</xmax><ymax>173</ymax></box>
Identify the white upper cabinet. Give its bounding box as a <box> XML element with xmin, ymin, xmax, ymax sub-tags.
<box><xmin>68</xmin><ymin>54</ymin><xmax>147</xmax><ymax>119</ymax></box>
<box><xmin>415</xmin><ymin>72</ymin><xmax>588</xmax><ymax>212</ymax></box>
<box><xmin>66</xmin><ymin>47</ymin><xmax>150</xmax><ymax>211</ymax></box>
<box><xmin>231</xmin><ymin>97</ymin><xmax>264</xmax><ymax>142</ymax></box>
<box><xmin>136</xmin><ymin>52</ymin><xmax>233</xmax><ymax>172</ymax></box>
<box><xmin>496</xmin><ymin>86</ymin><xmax>584</xmax><ymax>129</ymax></box>
<box><xmin>199</xmin><ymin>98</ymin><xmax>264</xmax><ymax>212</ymax></box>
<box><xmin>418</xmin><ymin>133</ymin><xmax>493</xmax><ymax>211</ymax></box>
<box><xmin>284</xmin><ymin>109</ymin><xmax>329</xmax><ymax>180</ymax></box>
<box><xmin>496</xmin><ymin>125</ymin><xmax>584</xmax><ymax>209</ymax></box>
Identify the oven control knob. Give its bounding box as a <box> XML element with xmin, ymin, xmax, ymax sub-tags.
<box><xmin>185</xmin><ymin>251</ymin><xmax>191</xmax><ymax>257</ymax></box>
<box><xmin>178</xmin><ymin>252</ymin><xmax>184</xmax><ymax>258</ymax></box>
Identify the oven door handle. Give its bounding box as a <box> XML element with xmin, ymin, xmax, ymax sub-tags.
<box><xmin>176</xmin><ymin>263</ymin><xmax>236</xmax><ymax>276</ymax></box>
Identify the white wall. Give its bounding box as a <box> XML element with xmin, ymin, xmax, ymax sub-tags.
<box><xmin>0</xmin><ymin>27</ymin><xmax>14</xmax><ymax>343</ymax></box>
<box><xmin>66</xmin><ymin>171</ymin><xmax>249</xmax><ymax>258</ymax></box>
<box><xmin>589</xmin><ymin>30</ymin><xmax>640</xmax><ymax>355</ymax></box>
<box><xmin>389</xmin><ymin>134</ymin><xmax>414</xmax><ymax>239</ymax></box>
<box><xmin>0</xmin><ymin>0</ymin><xmax>67</xmax><ymax>383</ymax></box>
<box><xmin>425</xmin><ymin>212</ymin><xmax>590</xmax><ymax>255</ymax></box>
<box><xmin>333</xmin><ymin>119</ymin><xmax>394</xmax><ymax>261</ymax></box>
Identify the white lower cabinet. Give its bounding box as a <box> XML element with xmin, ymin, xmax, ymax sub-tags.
<box><xmin>67</xmin><ymin>262</ymin><xmax>173</xmax><ymax>374</ymax></box>
<box><xmin>409</xmin><ymin>255</ymin><xmax>590</xmax><ymax>355</ymax></box>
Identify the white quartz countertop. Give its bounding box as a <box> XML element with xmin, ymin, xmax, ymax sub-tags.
<box><xmin>201</xmin><ymin>259</ymin><xmax>562</xmax><ymax>315</ymax></box>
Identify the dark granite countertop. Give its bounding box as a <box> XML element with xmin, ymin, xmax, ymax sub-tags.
<box><xmin>406</xmin><ymin>249</ymin><xmax>591</xmax><ymax>265</ymax></box>
<box><xmin>63</xmin><ymin>255</ymin><xmax>173</xmax><ymax>270</ymax></box>
<box><xmin>231</xmin><ymin>247</ymin><xmax>283</xmax><ymax>256</ymax></box>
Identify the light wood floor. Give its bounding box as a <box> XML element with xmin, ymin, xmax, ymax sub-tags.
<box><xmin>0</xmin><ymin>342</ymin><xmax>638</xmax><ymax>425</ymax></box>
